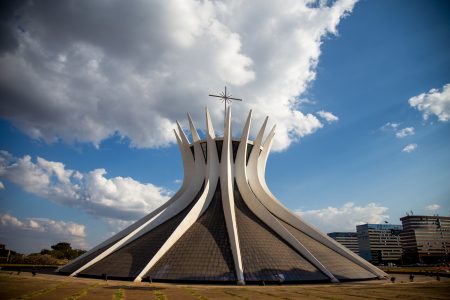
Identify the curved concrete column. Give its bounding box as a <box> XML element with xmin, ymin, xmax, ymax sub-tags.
<box><xmin>220</xmin><ymin>108</ymin><xmax>245</xmax><ymax>285</ymax></box>
<box><xmin>118</xmin><ymin>121</ymin><xmax>206</xmax><ymax>245</ymax></box>
<box><xmin>134</xmin><ymin>109</ymin><xmax>220</xmax><ymax>282</ymax></box>
<box><xmin>68</xmin><ymin>123</ymin><xmax>202</xmax><ymax>276</ymax></box>
<box><xmin>63</xmin><ymin>125</ymin><xmax>192</xmax><ymax>274</ymax></box>
<box><xmin>235</xmin><ymin>113</ymin><xmax>338</xmax><ymax>283</ymax></box>
<box><xmin>248</xmin><ymin>125</ymin><xmax>386</xmax><ymax>279</ymax></box>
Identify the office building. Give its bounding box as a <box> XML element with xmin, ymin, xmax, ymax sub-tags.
<box><xmin>400</xmin><ymin>215</ymin><xmax>450</xmax><ymax>264</ymax></box>
<box><xmin>328</xmin><ymin>232</ymin><xmax>359</xmax><ymax>254</ymax></box>
<box><xmin>357</xmin><ymin>224</ymin><xmax>403</xmax><ymax>265</ymax></box>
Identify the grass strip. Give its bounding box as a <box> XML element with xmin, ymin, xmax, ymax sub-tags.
<box><xmin>153</xmin><ymin>289</ymin><xmax>166</xmax><ymax>300</ymax></box>
<box><xmin>12</xmin><ymin>282</ymin><xmax>67</xmax><ymax>300</ymax></box>
<box><xmin>293</xmin><ymin>288</ymin><xmax>389</xmax><ymax>300</ymax></box>
<box><xmin>293</xmin><ymin>292</ymin><xmax>342</xmax><ymax>300</ymax></box>
<box><xmin>187</xmin><ymin>288</ymin><xmax>208</xmax><ymax>300</ymax></box>
<box><xmin>113</xmin><ymin>288</ymin><xmax>125</xmax><ymax>300</ymax></box>
<box><xmin>223</xmin><ymin>290</ymin><xmax>249</xmax><ymax>300</ymax></box>
<box><xmin>65</xmin><ymin>283</ymin><xmax>99</xmax><ymax>300</ymax></box>
<box><xmin>251</xmin><ymin>289</ymin><xmax>280</xmax><ymax>298</ymax></box>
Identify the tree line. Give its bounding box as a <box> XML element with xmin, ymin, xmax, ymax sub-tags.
<box><xmin>1</xmin><ymin>242</ymin><xmax>86</xmax><ymax>266</ymax></box>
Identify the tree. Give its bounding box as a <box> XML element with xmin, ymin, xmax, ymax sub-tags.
<box><xmin>39</xmin><ymin>242</ymin><xmax>86</xmax><ymax>260</ymax></box>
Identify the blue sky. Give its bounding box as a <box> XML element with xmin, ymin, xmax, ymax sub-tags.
<box><xmin>0</xmin><ymin>0</ymin><xmax>449</xmax><ymax>253</ymax></box>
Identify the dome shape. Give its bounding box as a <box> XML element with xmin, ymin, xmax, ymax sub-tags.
<box><xmin>58</xmin><ymin>108</ymin><xmax>387</xmax><ymax>284</ymax></box>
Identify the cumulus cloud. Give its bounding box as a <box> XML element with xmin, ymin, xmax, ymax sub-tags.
<box><xmin>381</xmin><ymin>124</ymin><xmax>417</xmax><ymax>151</ymax></box>
<box><xmin>0</xmin><ymin>150</ymin><xmax>170</xmax><ymax>220</ymax></box>
<box><xmin>104</xmin><ymin>219</ymin><xmax>134</xmax><ymax>237</ymax></box>
<box><xmin>425</xmin><ymin>204</ymin><xmax>440</xmax><ymax>211</ymax></box>
<box><xmin>402</xmin><ymin>143</ymin><xmax>417</xmax><ymax>153</ymax></box>
<box><xmin>0</xmin><ymin>213</ymin><xmax>86</xmax><ymax>253</ymax></box>
<box><xmin>395</xmin><ymin>127</ymin><xmax>415</xmax><ymax>138</ymax></box>
<box><xmin>295</xmin><ymin>202</ymin><xmax>389</xmax><ymax>233</ymax></box>
<box><xmin>409</xmin><ymin>83</ymin><xmax>450</xmax><ymax>122</ymax></box>
<box><xmin>316</xmin><ymin>110</ymin><xmax>339</xmax><ymax>123</ymax></box>
<box><xmin>0</xmin><ymin>0</ymin><xmax>355</xmax><ymax>151</ymax></box>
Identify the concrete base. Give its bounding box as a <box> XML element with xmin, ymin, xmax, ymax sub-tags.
<box><xmin>237</xmin><ymin>280</ymin><xmax>246</xmax><ymax>286</ymax></box>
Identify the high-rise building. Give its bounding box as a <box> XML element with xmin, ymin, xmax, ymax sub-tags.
<box><xmin>400</xmin><ymin>215</ymin><xmax>450</xmax><ymax>264</ymax></box>
<box><xmin>58</xmin><ymin>109</ymin><xmax>386</xmax><ymax>284</ymax></box>
<box><xmin>328</xmin><ymin>232</ymin><xmax>359</xmax><ymax>255</ymax></box>
<box><xmin>356</xmin><ymin>224</ymin><xmax>403</xmax><ymax>265</ymax></box>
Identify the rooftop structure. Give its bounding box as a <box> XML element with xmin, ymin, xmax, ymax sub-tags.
<box><xmin>59</xmin><ymin>108</ymin><xmax>386</xmax><ymax>284</ymax></box>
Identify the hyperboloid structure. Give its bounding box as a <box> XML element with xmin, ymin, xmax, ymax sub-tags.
<box><xmin>59</xmin><ymin>108</ymin><xmax>387</xmax><ymax>284</ymax></box>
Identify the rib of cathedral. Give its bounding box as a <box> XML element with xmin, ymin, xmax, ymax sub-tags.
<box><xmin>59</xmin><ymin>108</ymin><xmax>386</xmax><ymax>284</ymax></box>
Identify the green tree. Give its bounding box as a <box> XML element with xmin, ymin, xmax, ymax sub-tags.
<box><xmin>40</xmin><ymin>242</ymin><xmax>86</xmax><ymax>260</ymax></box>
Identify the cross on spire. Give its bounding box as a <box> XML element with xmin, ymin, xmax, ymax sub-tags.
<box><xmin>209</xmin><ymin>86</ymin><xmax>242</xmax><ymax>119</ymax></box>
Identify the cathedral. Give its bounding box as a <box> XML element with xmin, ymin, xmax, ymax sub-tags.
<box><xmin>59</xmin><ymin>107</ymin><xmax>386</xmax><ymax>284</ymax></box>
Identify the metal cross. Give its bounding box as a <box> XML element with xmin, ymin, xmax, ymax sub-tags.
<box><xmin>209</xmin><ymin>86</ymin><xmax>242</xmax><ymax>119</ymax></box>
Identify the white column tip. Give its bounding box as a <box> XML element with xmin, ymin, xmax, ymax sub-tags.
<box><xmin>205</xmin><ymin>107</ymin><xmax>216</xmax><ymax>139</ymax></box>
<box><xmin>176</xmin><ymin>121</ymin><xmax>190</xmax><ymax>145</ymax></box>
<box><xmin>254</xmin><ymin>116</ymin><xmax>269</xmax><ymax>147</ymax></box>
<box><xmin>187</xmin><ymin>113</ymin><xmax>201</xmax><ymax>142</ymax></box>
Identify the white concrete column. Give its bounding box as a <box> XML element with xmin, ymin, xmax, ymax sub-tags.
<box><xmin>134</xmin><ymin>108</ymin><xmax>220</xmax><ymax>282</ymax></box>
<box><xmin>220</xmin><ymin>107</ymin><xmax>245</xmax><ymax>285</ymax></box>
<box><xmin>248</xmin><ymin>124</ymin><xmax>386</xmax><ymax>279</ymax></box>
<box><xmin>235</xmin><ymin>113</ymin><xmax>338</xmax><ymax>283</ymax></box>
<box><xmin>68</xmin><ymin>123</ymin><xmax>201</xmax><ymax>276</ymax></box>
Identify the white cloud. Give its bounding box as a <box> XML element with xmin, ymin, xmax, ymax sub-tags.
<box><xmin>395</xmin><ymin>127</ymin><xmax>415</xmax><ymax>138</ymax></box>
<box><xmin>0</xmin><ymin>0</ymin><xmax>356</xmax><ymax>151</ymax></box>
<box><xmin>402</xmin><ymin>143</ymin><xmax>417</xmax><ymax>153</ymax></box>
<box><xmin>0</xmin><ymin>181</ymin><xmax>4</xmax><ymax>189</ymax></box>
<box><xmin>0</xmin><ymin>213</ymin><xmax>86</xmax><ymax>253</ymax></box>
<box><xmin>0</xmin><ymin>213</ymin><xmax>23</xmax><ymax>228</ymax></box>
<box><xmin>381</xmin><ymin>122</ymin><xmax>400</xmax><ymax>130</ymax></box>
<box><xmin>409</xmin><ymin>83</ymin><xmax>450</xmax><ymax>122</ymax></box>
<box><xmin>390</xmin><ymin>123</ymin><xmax>399</xmax><ymax>129</ymax></box>
<box><xmin>104</xmin><ymin>218</ymin><xmax>134</xmax><ymax>238</ymax></box>
<box><xmin>425</xmin><ymin>204</ymin><xmax>440</xmax><ymax>211</ymax></box>
<box><xmin>297</xmin><ymin>98</ymin><xmax>316</xmax><ymax>105</ymax></box>
<box><xmin>0</xmin><ymin>150</ymin><xmax>170</xmax><ymax>221</ymax></box>
<box><xmin>295</xmin><ymin>202</ymin><xmax>389</xmax><ymax>233</ymax></box>
<box><xmin>316</xmin><ymin>110</ymin><xmax>339</xmax><ymax>123</ymax></box>
<box><xmin>381</xmin><ymin>122</ymin><xmax>415</xmax><ymax>138</ymax></box>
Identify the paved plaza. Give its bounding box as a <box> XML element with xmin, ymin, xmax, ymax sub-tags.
<box><xmin>1</xmin><ymin>271</ymin><xmax>449</xmax><ymax>299</ymax></box>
